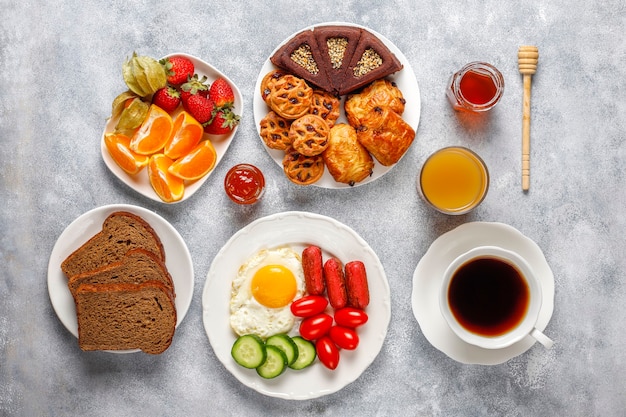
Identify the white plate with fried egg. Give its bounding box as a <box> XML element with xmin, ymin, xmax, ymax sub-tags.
<box><xmin>253</xmin><ymin>22</ymin><xmax>421</xmax><ymax>189</ymax></box>
<box><xmin>202</xmin><ymin>211</ymin><xmax>391</xmax><ymax>400</ymax></box>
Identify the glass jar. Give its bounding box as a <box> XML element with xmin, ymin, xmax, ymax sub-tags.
<box><xmin>447</xmin><ymin>62</ymin><xmax>504</xmax><ymax>112</ymax></box>
<box><xmin>224</xmin><ymin>164</ymin><xmax>265</xmax><ymax>205</ymax></box>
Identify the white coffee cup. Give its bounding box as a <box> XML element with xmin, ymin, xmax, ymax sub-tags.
<box><xmin>439</xmin><ymin>246</ymin><xmax>553</xmax><ymax>350</ymax></box>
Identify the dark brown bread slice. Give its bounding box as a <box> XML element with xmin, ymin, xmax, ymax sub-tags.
<box><xmin>61</xmin><ymin>211</ymin><xmax>165</xmax><ymax>278</ymax></box>
<box><xmin>75</xmin><ymin>281</ymin><xmax>177</xmax><ymax>354</ymax></box>
<box><xmin>312</xmin><ymin>25</ymin><xmax>363</xmax><ymax>94</ymax></box>
<box><xmin>67</xmin><ymin>248</ymin><xmax>174</xmax><ymax>297</ymax></box>
<box><xmin>338</xmin><ymin>30</ymin><xmax>403</xmax><ymax>95</ymax></box>
<box><xmin>270</xmin><ymin>29</ymin><xmax>334</xmax><ymax>93</ymax></box>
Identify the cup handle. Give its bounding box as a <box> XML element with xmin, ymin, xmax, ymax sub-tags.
<box><xmin>530</xmin><ymin>328</ymin><xmax>554</xmax><ymax>349</ymax></box>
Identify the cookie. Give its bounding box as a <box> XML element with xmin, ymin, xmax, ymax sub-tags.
<box><xmin>282</xmin><ymin>146</ymin><xmax>325</xmax><ymax>185</ymax></box>
<box><xmin>289</xmin><ymin>114</ymin><xmax>330</xmax><ymax>156</ymax></box>
<box><xmin>260</xmin><ymin>69</ymin><xmax>288</xmax><ymax>103</ymax></box>
<box><xmin>259</xmin><ymin>111</ymin><xmax>292</xmax><ymax>151</ymax></box>
<box><xmin>309</xmin><ymin>90</ymin><xmax>340</xmax><ymax>128</ymax></box>
<box><xmin>268</xmin><ymin>74</ymin><xmax>313</xmax><ymax>120</ymax></box>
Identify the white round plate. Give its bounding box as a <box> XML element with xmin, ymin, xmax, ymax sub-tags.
<box><xmin>412</xmin><ymin>222</ymin><xmax>555</xmax><ymax>365</ymax></box>
<box><xmin>253</xmin><ymin>22</ymin><xmax>421</xmax><ymax>189</ymax></box>
<box><xmin>202</xmin><ymin>211</ymin><xmax>391</xmax><ymax>400</ymax></box>
<box><xmin>47</xmin><ymin>204</ymin><xmax>194</xmax><ymax>353</ymax></box>
<box><xmin>101</xmin><ymin>52</ymin><xmax>242</xmax><ymax>203</ymax></box>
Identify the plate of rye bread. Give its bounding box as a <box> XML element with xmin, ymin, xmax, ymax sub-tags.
<box><xmin>47</xmin><ymin>204</ymin><xmax>194</xmax><ymax>354</ymax></box>
<box><xmin>253</xmin><ymin>22</ymin><xmax>421</xmax><ymax>188</ymax></box>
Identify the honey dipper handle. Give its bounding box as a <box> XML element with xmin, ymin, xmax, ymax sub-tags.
<box><xmin>522</xmin><ymin>74</ymin><xmax>532</xmax><ymax>191</ymax></box>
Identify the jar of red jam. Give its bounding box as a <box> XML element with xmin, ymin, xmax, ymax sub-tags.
<box><xmin>447</xmin><ymin>62</ymin><xmax>504</xmax><ymax>112</ymax></box>
<box><xmin>224</xmin><ymin>164</ymin><xmax>265</xmax><ymax>205</ymax></box>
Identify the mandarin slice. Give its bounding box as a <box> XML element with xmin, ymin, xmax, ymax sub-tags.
<box><xmin>130</xmin><ymin>104</ymin><xmax>173</xmax><ymax>155</ymax></box>
<box><xmin>148</xmin><ymin>154</ymin><xmax>184</xmax><ymax>202</ymax></box>
<box><xmin>168</xmin><ymin>139</ymin><xmax>217</xmax><ymax>181</ymax></box>
<box><xmin>163</xmin><ymin>111</ymin><xmax>204</xmax><ymax>159</ymax></box>
<box><xmin>104</xmin><ymin>133</ymin><xmax>149</xmax><ymax>175</ymax></box>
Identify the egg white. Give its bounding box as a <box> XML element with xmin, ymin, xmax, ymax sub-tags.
<box><xmin>229</xmin><ymin>246</ymin><xmax>305</xmax><ymax>338</ymax></box>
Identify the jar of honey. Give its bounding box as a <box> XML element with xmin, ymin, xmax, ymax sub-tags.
<box><xmin>418</xmin><ymin>147</ymin><xmax>489</xmax><ymax>215</ymax></box>
<box><xmin>224</xmin><ymin>164</ymin><xmax>265</xmax><ymax>205</ymax></box>
<box><xmin>447</xmin><ymin>62</ymin><xmax>504</xmax><ymax>112</ymax></box>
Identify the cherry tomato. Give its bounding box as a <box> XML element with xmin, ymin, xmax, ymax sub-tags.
<box><xmin>316</xmin><ymin>336</ymin><xmax>340</xmax><ymax>370</ymax></box>
<box><xmin>290</xmin><ymin>295</ymin><xmax>328</xmax><ymax>317</ymax></box>
<box><xmin>334</xmin><ymin>307</ymin><xmax>369</xmax><ymax>328</ymax></box>
<box><xmin>329</xmin><ymin>325</ymin><xmax>359</xmax><ymax>350</ymax></box>
<box><xmin>299</xmin><ymin>313</ymin><xmax>333</xmax><ymax>341</ymax></box>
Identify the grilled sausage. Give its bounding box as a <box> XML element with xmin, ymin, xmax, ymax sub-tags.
<box><xmin>323</xmin><ymin>257</ymin><xmax>347</xmax><ymax>309</ymax></box>
<box><xmin>302</xmin><ymin>245</ymin><xmax>325</xmax><ymax>295</ymax></box>
<box><xmin>345</xmin><ymin>260</ymin><xmax>370</xmax><ymax>309</ymax></box>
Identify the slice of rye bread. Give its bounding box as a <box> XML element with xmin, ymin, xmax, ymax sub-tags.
<box><xmin>61</xmin><ymin>211</ymin><xmax>165</xmax><ymax>279</ymax></box>
<box><xmin>75</xmin><ymin>281</ymin><xmax>177</xmax><ymax>354</ymax></box>
<box><xmin>67</xmin><ymin>248</ymin><xmax>175</xmax><ymax>298</ymax></box>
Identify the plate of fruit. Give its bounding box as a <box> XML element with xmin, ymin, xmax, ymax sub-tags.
<box><xmin>101</xmin><ymin>52</ymin><xmax>242</xmax><ymax>203</ymax></box>
<box><xmin>202</xmin><ymin>211</ymin><xmax>391</xmax><ymax>400</ymax></box>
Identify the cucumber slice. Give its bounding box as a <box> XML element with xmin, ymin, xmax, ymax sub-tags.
<box><xmin>266</xmin><ymin>334</ymin><xmax>299</xmax><ymax>366</ymax></box>
<box><xmin>256</xmin><ymin>345</ymin><xmax>287</xmax><ymax>379</ymax></box>
<box><xmin>289</xmin><ymin>336</ymin><xmax>317</xmax><ymax>370</ymax></box>
<box><xmin>231</xmin><ymin>334</ymin><xmax>266</xmax><ymax>369</ymax></box>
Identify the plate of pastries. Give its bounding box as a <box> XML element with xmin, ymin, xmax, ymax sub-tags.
<box><xmin>253</xmin><ymin>22</ymin><xmax>421</xmax><ymax>188</ymax></box>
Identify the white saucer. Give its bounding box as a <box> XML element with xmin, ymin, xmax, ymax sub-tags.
<box><xmin>411</xmin><ymin>222</ymin><xmax>555</xmax><ymax>365</ymax></box>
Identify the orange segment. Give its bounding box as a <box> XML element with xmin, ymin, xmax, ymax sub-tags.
<box><xmin>130</xmin><ymin>104</ymin><xmax>173</xmax><ymax>155</ymax></box>
<box><xmin>168</xmin><ymin>140</ymin><xmax>217</xmax><ymax>181</ymax></box>
<box><xmin>163</xmin><ymin>111</ymin><xmax>204</xmax><ymax>159</ymax></box>
<box><xmin>148</xmin><ymin>154</ymin><xmax>184</xmax><ymax>202</ymax></box>
<box><xmin>104</xmin><ymin>133</ymin><xmax>149</xmax><ymax>175</ymax></box>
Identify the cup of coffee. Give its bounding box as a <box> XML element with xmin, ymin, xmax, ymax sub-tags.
<box><xmin>439</xmin><ymin>246</ymin><xmax>553</xmax><ymax>349</ymax></box>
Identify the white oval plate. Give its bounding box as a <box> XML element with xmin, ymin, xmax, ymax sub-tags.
<box><xmin>253</xmin><ymin>22</ymin><xmax>421</xmax><ymax>188</ymax></box>
<box><xmin>412</xmin><ymin>222</ymin><xmax>555</xmax><ymax>365</ymax></box>
<box><xmin>101</xmin><ymin>53</ymin><xmax>242</xmax><ymax>203</ymax></box>
<box><xmin>47</xmin><ymin>204</ymin><xmax>194</xmax><ymax>353</ymax></box>
<box><xmin>202</xmin><ymin>211</ymin><xmax>391</xmax><ymax>399</ymax></box>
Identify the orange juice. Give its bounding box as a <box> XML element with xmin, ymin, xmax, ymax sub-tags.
<box><xmin>419</xmin><ymin>147</ymin><xmax>489</xmax><ymax>214</ymax></box>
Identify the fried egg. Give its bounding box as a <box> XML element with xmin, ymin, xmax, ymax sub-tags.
<box><xmin>229</xmin><ymin>246</ymin><xmax>305</xmax><ymax>338</ymax></box>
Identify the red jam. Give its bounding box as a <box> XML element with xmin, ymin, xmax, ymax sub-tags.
<box><xmin>224</xmin><ymin>164</ymin><xmax>265</xmax><ymax>205</ymax></box>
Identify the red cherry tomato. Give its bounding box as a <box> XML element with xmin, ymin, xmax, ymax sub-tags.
<box><xmin>329</xmin><ymin>325</ymin><xmax>360</xmax><ymax>350</ymax></box>
<box><xmin>334</xmin><ymin>307</ymin><xmax>369</xmax><ymax>328</ymax></box>
<box><xmin>316</xmin><ymin>336</ymin><xmax>340</xmax><ymax>370</ymax></box>
<box><xmin>299</xmin><ymin>313</ymin><xmax>333</xmax><ymax>341</ymax></box>
<box><xmin>290</xmin><ymin>295</ymin><xmax>328</xmax><ymax>317</ymax></box>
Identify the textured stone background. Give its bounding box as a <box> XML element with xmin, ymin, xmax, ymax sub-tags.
<box><xmin>1</xmin><ymin>0</ymin><xmax>625</xmax><ymax>416</ymax></box>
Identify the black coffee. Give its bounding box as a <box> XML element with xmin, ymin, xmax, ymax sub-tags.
<box><xmin>448</xmin><ymin>256</ymin><xmax>529</xmax><ymax>337</ymax></box>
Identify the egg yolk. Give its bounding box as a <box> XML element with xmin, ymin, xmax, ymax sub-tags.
<box><xmin>251</xmin><ymin>264</ymin><xmax>297</xmax><ymax>308</ymax></box>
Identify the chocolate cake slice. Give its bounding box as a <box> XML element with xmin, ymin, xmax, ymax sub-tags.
<box><xmin>270</xmin><ymin>29</ymin><xmax>333</xmax><ymax>92</ymax></box>
<box><xmin>312</xmin><ymin>25</ymin><xmax>363</xmax><ymax>94</ymax></box>
<box><xmin>338</xmin><ymin>30</ymin><xmax>403</xmax><ymax>95</ymax></box>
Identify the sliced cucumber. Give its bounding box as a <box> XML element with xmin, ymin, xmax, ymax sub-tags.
<box><xmin>266</xmin><ymin>334</ymin><xmax>299</xmax><ymax>366</ymax></box>
<box><xmin>231</xmin><ymin>334</ymin><xmax>266</xmax><ymax>369</ymax></box>
<box><xmin>289</xmin><ymin>336</ymin><xmax>317</xmax><ymax>370</ymax></box>
<box><xmin>256</xmin><ymin>345</ymin><xmax>288</xmax><ymax>379</ymax></box>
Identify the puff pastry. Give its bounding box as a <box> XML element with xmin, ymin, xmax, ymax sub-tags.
<box><xmin>309</xmin><ymin>90</ymin><xmax>340</xmax><ymax>128</ymax></box>
<box><xmin>268</xmin><ymin>74</ymin><xmax>313</xmax><ymax>120</ymax></box>
<box><xmin>323</xmin><ymin>123</ymin><xmax>374</xmax><ymax>186</ymax></box>
<box><xmin>260</xmin><ymin>69</ymin><xmax>288</xmax><ymax>103</ymax></box>
<box><xmin>344</xmin><ymin>79</ymin><xmax>406</xmax><ymax>127</ymax></box>
<box><xmin>282</xmin><ymin>146</ymin><xmax>325</xmax><ymax>185</ymax></box>
<box><xmin>355</xmin><ymin>107</ymin><xmax>415</xmax><ymax>166</ymax></box>
<box><xmin>259</xmin><ymin>111</ymin><xmax>292</xmax><ymax>150</ymax></box>
<box><xmin>289</xmin><ymin>114</ymin><xmax>330</xmax><ymax>156</ymax></box>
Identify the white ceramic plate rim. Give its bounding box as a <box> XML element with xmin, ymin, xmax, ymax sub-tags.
<box><xmin>47</xmin><ymin>204</ymin><xmax>194</xmax><ymax>353</ymax></box>
<box><xmin>101</xmin><ymin>52</ymin><xmax>242</xmax><ymax>203</ymax></box>
<box><xmin>253</xmin><ymin>21</ymin><xmax>421</xmax><ymax>189</ymax></box>
<box><xmin>202</xmin><ymin>211</ymin><xmax>391</xmax><ymax>399</ymax></box>
<box><xmin>411</xmin><ymin>222</ymin><xmax>555</xmax><ymax>365</ymax></box>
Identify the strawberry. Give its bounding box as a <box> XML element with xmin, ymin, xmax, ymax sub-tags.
<box><xmin>179</xmin><ymin>74</ymin><xmax>209</xmax><ymax>106</ymax></box>
<box><xmin>160</xmin><ymin>56</ymin><xmax>195</xmax><ymax>86</ymax></box>
<box><xmin>208</xmin><ymin>78</ymin><xmax>235</xmax><ymax>109</ymax></box>
<box><xmin>184</xmin><ymin>94</ymin><xmax>215</xmax><ymax>125</ymax></box>
<box><xmin>152</xmin><ymin>87</ymin><xmax>180</xmax><ymax>113</ymax></box>
<box><xmin>204</xmin><ymin>108</ymin><xmax>240</xmax><ymax>134</ymax></box>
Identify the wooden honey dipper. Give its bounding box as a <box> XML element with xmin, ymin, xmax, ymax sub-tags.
<box><xmin>518</xmin><ymin>46</ymin><xmax>539</xmax><ymax>191</ymax></box>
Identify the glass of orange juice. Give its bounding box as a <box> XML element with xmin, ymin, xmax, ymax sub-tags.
<box><xmin>418</xmin><ymin>147</ymin><xmax>489</xmax><ymax>215</ymax></box>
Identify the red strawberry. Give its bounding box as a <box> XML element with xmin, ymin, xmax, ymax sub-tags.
<box><xmin>208</xmin><ymin>78</ymin><xmax>235</xmax><ymax>109</ymax></box>
<box><xmin>185</xmin><ymin>94</ymin><xmax>215</xmax><ymax>125</ymax></box>
<box><xmin>152</xmin><ymin>87</ymin><xmax>180</xmax><ymax>113</ymax></box>
<box><xmin>160</xmin><ymin>56</ymin><xmax>195</xmax><ymax>86</ymax></box>
<box><xmin>179</xmin><ymin>74</ymin><xmax>209</xmax><ymax>106</ymax></box>
<box><xmin>204</xmin><ymin>108</ymin><xmax>240</xmax><ymax>134</ymax></box>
